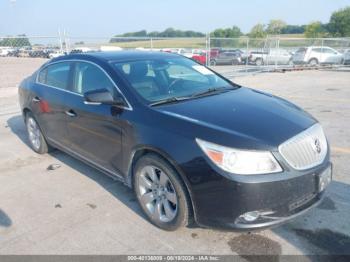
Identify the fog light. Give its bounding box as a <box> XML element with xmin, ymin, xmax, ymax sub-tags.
<box><xmin>319</xmin><ymin>166</ymin><xmax>332</xmax><ymax>193</ymax></box>
<box><xmin>240</xmin><ymin>211</ymin><xmax>260</xmax><ymax>222</ymax></box>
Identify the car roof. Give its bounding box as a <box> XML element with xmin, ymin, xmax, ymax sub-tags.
<box><xmin>52</xmin><ymin>50</ymin><xmax>181</xmax><ymax>63</ymax></box>
<box><xmin>307</xmin><ymin>46</ymin><xmax>334</xmax><ymax>49</ymax></box>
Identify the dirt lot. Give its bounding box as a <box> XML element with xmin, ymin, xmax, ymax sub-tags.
<box><xmin>0</xmin><ymin>57</ymin><xmax>349</xmax><ymax>257</ymax></box>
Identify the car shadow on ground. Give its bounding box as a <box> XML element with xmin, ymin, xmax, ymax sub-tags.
<box><xmin>272</xmin><ymin>180</ymin><xmax>350</xmax><ymax>261</ymax></box>
<box><xmin>0</xmin><ymin>209</ymin><xmax>12</xmax><ymax>228</ymax></box>
<box><xmin>6</xmin><ymin>115</ymin><xmax>149</xmax><ymax>225</ymax></box>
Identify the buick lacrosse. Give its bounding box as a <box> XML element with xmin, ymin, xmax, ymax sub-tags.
<box><xmin>18</xmin><ymin>51</ymin><xmax>332</xmax><ymax>230</ymax></box>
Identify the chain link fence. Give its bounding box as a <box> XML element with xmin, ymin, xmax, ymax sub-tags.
<box><xmin>1</xmin><ymin>35</ymin><xmax>349</xmax><ymax>77</ymax></box>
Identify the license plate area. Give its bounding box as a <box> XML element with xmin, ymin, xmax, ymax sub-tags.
<box><xmin>288</xmin><ymin>193</ymin><xmax>316</xmax><ymax>211</ymax></box>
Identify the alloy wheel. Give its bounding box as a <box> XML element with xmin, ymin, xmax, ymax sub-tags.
<box><xmin>27</xmin><ymin>117</ymin><xmax>41</xmax><ymax>150</ymax></box>
<box><xmin>137</xmin><ymin>165</ymin><xmax>178</xmax><ymax>223</ymax></box>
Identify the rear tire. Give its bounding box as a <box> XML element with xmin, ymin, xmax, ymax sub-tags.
<box><xmin>133</xmin><ymin>154</ymin><xmax>191</xmax><ymax>231</ymax></box>
<box><xmin>25</xmin><ymin>112</ymin><xmax>51</xmax><ymax>154</ymax></box>
<box><xmin>232</xmin><ymin>59</ymin><xmax>239</xmax><ymax>65</ymax></box>
<box><xmin>308</xmin><ymin>58</ymin><xmax>319</xmax><ymax>66</ymax></box>
<box><xmin>210</xmin><ymin>60</ymin><xmax>217</xmax><ymax>66</ymax></box>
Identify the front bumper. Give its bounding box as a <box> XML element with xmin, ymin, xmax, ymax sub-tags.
<box><xmin>186</xmin><ymin>160</ymin><xmax>332</xmax><ymax>230</ymax></box>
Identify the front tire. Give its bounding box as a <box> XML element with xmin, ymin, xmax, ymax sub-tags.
<box><xmin>255</xmin><ymin>58</ymin><xmax>263</xmax><ymax>66</ymax></box>
<box><xmin>25</xmin><ymin>112</ymin><xmax>50</xmax><ymax>154</ymax></box>
<box><xmin>133</xmin><ymin>154</ymin><xmax>191</xmax><ymax>231</ymax></box>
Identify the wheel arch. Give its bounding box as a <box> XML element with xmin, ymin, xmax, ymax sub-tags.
<box><xmin>126</xmin><ymin>146</ymin><xmax>196</xmax><ymax>223</ymax></box>
<box><xmin>22</xmin><ymin>107</ymin><xmax>31</xmax><ymax>119</ymax></box>
<box><xmin>308</xmin><ymin>57</ymin><xmax>319</xmax><ymax>64</ymax></box>
<box><xmin>255</xmin><ymin>57</ymin><xmax>264</xmax><ymax>65</ymax></box>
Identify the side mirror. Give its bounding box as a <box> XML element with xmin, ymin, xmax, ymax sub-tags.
<box><xmin>84</xmin><ymin>88</ymin><xmax>125</xmax><ymax>106</ymax></box>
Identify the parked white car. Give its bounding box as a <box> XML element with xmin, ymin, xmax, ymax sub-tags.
<box><xmin>48</xmin><ymin>51</ymin><xmax>65</xmax><ymax>59</ymax></box>
<box><xmin>70</xmin><ymin>47</ymin><xmax>92</xmax><ymax>54</ymax></box>
<box><xmin>0</xmin><ymin>47</ymin><xmax>14</xmax><ymax>57</ymax></box>
<box><xmin>292</xmin><ymin>46</ymin><xmax>344</xmax><ymax>65</ymax></box>
<box><xmin>249</xmin><ymin>49</ymin><xmax>293</xmax><ymax>66</ymax></box>
<box><xmin>100</xmin><ymin>46</ymin><xmax>123</xmax><ymax>52</ymax></box>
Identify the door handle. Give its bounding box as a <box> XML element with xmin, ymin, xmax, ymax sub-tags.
<box><xmin>65</xmin><ymin>110</ymin><xmax>77</xmax><ymax>117</ymax></box>
<box><xmin>32</xmin><ymin>96</ymin><xmax>41</xmax><ymax>103</ymax></box>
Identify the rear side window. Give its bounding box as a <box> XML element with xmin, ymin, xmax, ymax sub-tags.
<box><xmin>38</xmin><ymin>62</ymin><xmax>71</xmax><ymax>90</ymax></box>
<box><xmin>312</xmin><ymin>48</ymin><xmax>322</xmax><ymax>53</ymax></box>
<box><xmin>37</xmin><ymin>68</ymin><xmax>47</xmax><ymax>84</ymax></box>
<box><xmin>323</xmin><ymin>48</ymin><xmax>337</xmax><ymax>54</ymax></box>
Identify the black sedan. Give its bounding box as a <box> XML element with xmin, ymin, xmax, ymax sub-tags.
<box><xmin>18</xmin><ymin>51</ymin><xmax>332</xmax><ymax>231</ymax></box>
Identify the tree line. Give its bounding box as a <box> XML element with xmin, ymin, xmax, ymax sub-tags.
<box><xmin>247</xmin><ymin>6</ymin><xmax>350</xmax><ymax>38</ymax></box>
<box><xmin>111</xmin><ymin>6</ymin><xmax>350</xmax><ymax>41</ymax></box>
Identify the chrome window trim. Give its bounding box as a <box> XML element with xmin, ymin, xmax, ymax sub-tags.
<box><xmin>36</xmin><ymin>59</ymin><xmax>133</xmax><ymax>111</ymax></box>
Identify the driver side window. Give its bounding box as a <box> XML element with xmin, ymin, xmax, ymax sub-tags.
<box><xmin>73</xmin><ymin>62</ymin><xmax>115</xmax><ymax>96</ymax></box>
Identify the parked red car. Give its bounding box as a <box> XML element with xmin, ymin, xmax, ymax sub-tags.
<box><xmin>192</xmin><ymin>49</ymin><xmax>222</xmax><ymax>65</ymax></box>
<box><xmin>192</xmin><ymin>52</ymin><xmax>207</xmax><ymax>65</ymax></box>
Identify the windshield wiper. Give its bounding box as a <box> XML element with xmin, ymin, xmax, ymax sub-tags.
<box><xmin>190</xmin><ymin>86</ymin><xmax>233</xmax><ymax>98</ymax></box>
<box><xmin>149</xmin><ymin>96</ymin><xmax>192</xmax><ymax>107</ymax></box>
<box><xmin>150</xmin><ymin>86</ymin><xmax>235</xmax><ymax>107</ymax></box>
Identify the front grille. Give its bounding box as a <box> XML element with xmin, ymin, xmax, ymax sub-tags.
<box><xmin>279</xmin><ymin>124</ymin><xmax>328</xmax><ymax>170</ymax></box>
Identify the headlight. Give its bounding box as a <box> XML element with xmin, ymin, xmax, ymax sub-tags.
<box><xmin>196</xmin><ymin>139</ymin><xmax>282</xmax><ymax>175</ymax></box>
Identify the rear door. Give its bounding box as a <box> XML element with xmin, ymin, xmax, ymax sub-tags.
<box><xmin>62</xmin><ymin>61</ymin><xmax>128</xmax><ymax>175</ymax></box>
<box><xmin>33</xmin><ymin>61</ymin><xmax>73</xmax><ymax>145</ymax></box>
<box><xmin>267</xmin><ymin>50</ymin><xmax>278</xmax><ymax>65</ymax></box>
<box><xmin>311</xmin><ymin>48</ymin><xmax>323</xmax><ymax>62</ymax></box>
<box><xmin>323</xmin><ymin>48</ymin><xmax>342</xmax><ymax>64</ymax></box>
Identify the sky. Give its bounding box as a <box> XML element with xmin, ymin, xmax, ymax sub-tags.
<box><xmin>1</xmin><ymin>0</ymin><xmax>350</xmax><ymax>37</ymax></box>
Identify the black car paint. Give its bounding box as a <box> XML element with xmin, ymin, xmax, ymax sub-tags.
<box><xmin>18</xmin><ymin>51</ymin><xmax>330</xmax><ymax>229</ymax></box>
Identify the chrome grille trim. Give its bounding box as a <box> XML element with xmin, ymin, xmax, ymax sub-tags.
<box><xmin>278</xmin><ymin>124</ymin><xmax>328</xmax><ymax>170</ymax></box>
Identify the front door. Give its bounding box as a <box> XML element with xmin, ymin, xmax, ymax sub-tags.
<box><xmin>62</xmin><ymin>61</ymin><xmax>127</xmax><ymax>175</ymax></box>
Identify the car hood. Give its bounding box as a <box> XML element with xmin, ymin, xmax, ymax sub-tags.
<box><xmin>156</xmin><ymin>87</ymin><xmax>316</xmax><ymax>149</ymax></box>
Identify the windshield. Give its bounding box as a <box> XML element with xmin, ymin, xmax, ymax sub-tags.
<box><xmin>113</xmin><ymin>57</ymin><xmax>238</xmax><ymax>104</ymax></box>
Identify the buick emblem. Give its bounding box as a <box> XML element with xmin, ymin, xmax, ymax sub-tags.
<box><xmin>312</xmin><ymin>138</ymin><xmax>322</xmax><ymax>154</ymax></box>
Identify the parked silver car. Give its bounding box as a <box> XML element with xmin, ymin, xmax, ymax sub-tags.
<box><xmin>343</xmin><ymin>50</ymin><xmax>350</xmax><ymax>65</ymax></box>
<box><xmin>249</xmin><ymin>49</ymin><xmax>293</xmax><ymax>66</ymax></box>
<box><xmin>292</xmin><ymin>46</ymin><xmax>344</xmax><ymax>65</ymax></box>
